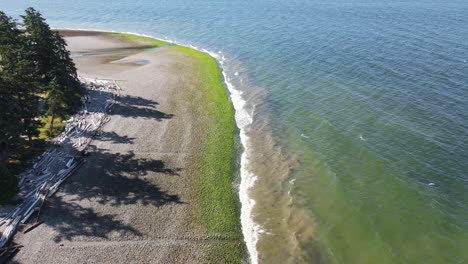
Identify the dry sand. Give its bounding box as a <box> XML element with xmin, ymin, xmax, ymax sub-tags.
<box><xmin>10</xmin><ymin>31</ymin><xmax>220</xmax><ymax>263</ymax></box>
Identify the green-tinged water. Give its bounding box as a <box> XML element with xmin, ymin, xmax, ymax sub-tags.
<box><xmin>287</xmin><ymin>124</ymin><xmax>468</xmax><ymax>263</ymax></box>
<box><xmin>278</xmin><ymin>69</ymin><xmax>468</xmax><ymax>262</ymax></box>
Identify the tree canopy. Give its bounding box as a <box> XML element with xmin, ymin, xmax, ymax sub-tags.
<box><xmin>0</xmin><ymin>8</ymin><xmax>82</xmax><ymax>202</ymax></box>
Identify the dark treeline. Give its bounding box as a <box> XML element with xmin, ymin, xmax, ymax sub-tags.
<box><xmin>0</xmin><ymin>8</ymin><xmax>82</xmax><ymax>202</ymax></box>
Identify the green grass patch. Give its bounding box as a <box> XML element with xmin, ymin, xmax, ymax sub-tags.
<box><xmin>105</xmin><ymin>32</ymin><xmax>169</xmax><ymax>47</ymax></box>
<box><xmin>171</xmin><ymin>45</ymin><xmax>244</xmax><ymax>262</ymax></box>
<box><xmin>38</xmin><ymin>116</ymin><xmax>66</xmax><ymax>140</ymax></box>
<box><xmin>207</xmin><ymin>240</ymin><xmax>246</xmax><ymax>263</ymax></box>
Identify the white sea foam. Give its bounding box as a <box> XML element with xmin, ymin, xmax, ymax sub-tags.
<box><xmin>221</xmin><ymin>71</ymin><xmax>261</xmax><ymax>264</ymax></box>
<box><xmin>57</xmin><ymin>27</ymin><xmax>262</xmax><ymax>263</ymax></box>
<box><xmin>190</xmin><ymin>44</ymin><xmax>262</xmax><ymax>264</ymax></box>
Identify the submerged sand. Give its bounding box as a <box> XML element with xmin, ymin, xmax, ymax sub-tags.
<box><xmin>10</xmin><ymin>31</ymin><xmax>224</xmax><ymax>263</ymax></box>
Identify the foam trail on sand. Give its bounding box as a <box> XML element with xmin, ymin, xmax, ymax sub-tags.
<box><xmin>58</xmin><ymin>28</ymin><xmax>262</xmax><ymax>263</ymax></box>
<box><xmin>197</xmin><ymin>48</ymin><xmax>262</xmax><ymax>264</ymax></box>
<box><xmin>221</xmin><ymin>71</ymin><xmax>261</xmax><ymax>264</ymax></box>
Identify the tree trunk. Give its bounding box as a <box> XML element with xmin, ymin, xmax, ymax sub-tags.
<box><xmin>49</xmin><ymin>112</ymin><xmax>55</xmax><ymax>133</ymax></box>
<box><xmin>0</xmin><ymin>151</ymin><xmax>8</xmax><ymax>165</ymax></box>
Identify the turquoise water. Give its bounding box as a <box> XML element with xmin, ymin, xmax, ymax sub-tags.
<box><xmin>2</xmin><ymin>0</ymin><xmax>468</xmax><ymax>263</ymax></box>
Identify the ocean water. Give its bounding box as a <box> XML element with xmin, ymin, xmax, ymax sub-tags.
<box><xmin>2</xmin><ymin>0</ymin><xmax>468</xmax><ymax>263</ymax></box>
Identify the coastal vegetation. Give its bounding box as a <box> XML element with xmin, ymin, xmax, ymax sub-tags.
<box><xmin>170</xmin><ymin>45</ymin><xmax>244</xmax><ymax>262</ymax></box>
<box><xmin>104</xmin><ymin>32</ymin><xmax>169</xmax><ymax>47</ymax></box>
<box><xmin>0</xmin><ymin>8</ymin><xmax>82</xmax><ymax>203</ymax></box>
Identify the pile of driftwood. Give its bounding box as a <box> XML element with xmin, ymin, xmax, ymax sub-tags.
<box><xmin>0</xmin><ymin>78</ymin><xmax>121</xmax><ymax>253</ymax></box>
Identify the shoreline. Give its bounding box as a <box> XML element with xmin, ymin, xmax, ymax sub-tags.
<box><xmin>61</xmin><ymin>28</ymin><xmax>263</xmax><ymax>263</ymax></box>
<box><xmin>9</xmin><ymin>29</ymin><xmax>250</xmax><ymax>263</ymax></box>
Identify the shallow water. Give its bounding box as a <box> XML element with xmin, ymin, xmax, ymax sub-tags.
<box><xmin>3</xmin><ymin>0</ymin><xmax>468</xmax><ymax>263</ymax></box>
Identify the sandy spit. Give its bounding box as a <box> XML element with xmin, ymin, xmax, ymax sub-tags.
<box><xmin>10</xmin><ymin>31</ymin><xmax>228</xmax><ymax>264</ymax></box>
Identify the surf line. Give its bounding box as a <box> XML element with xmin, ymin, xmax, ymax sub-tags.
<box><xmin>182</xmin><ymin>42</ymin><xmax>264</xmax><ymax>264</ymax></box>
<box><xmin>204</xmin><ymin>49</ymin><xmax>263</xmax><ymax>264</ymax></box>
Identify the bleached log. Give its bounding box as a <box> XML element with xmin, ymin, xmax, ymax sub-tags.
<box><xmin>0</xmin><ymin>207</ymin><xmax>20</xmax><ymax>227</ymax></box>
<box><xmin>0</xmin><ymin>215</ymin><xmax>21</xmax><ymax>248</ymax></box>
<box><xmin>84</xmin><ymin>123</ymin><xmax>92</xmax><ymax>131</ymax></box>
<box><xmin>20</xmin><ymin>207</ymin><xmax>38</xmax><ymax>224</ymax></box>
<box><xmin>25</xmin><ymin>186</ymin><xmax>41</xmax><ymax>199</ymax></box>
<box><xmin>22</xmin><ymin>199</ymin><xmax>40</xmax><ymax>220</ymax></box>
<box><xmin>66</xmin><ymin>158</ymin><xmax>74</xmax><ymax>168</ymax></box>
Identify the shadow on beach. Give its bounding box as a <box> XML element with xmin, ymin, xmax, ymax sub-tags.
<box><xmin>86</xmin><ymin>89</ymin><xmax>172</xmax><ymax>121</ymax></box>
<box><xmin>41</xmin><ymin>146</ymin><xmax>183</xmax><ymax>243</ymax></box>
<box><xmin>114</xmin><ymin>93</ymin><xmax>173</xmax><ymax>121</ymax></box>
<box><xmin>27</xmin><ymin>91</ymin><xmax>181</xmax><ymax>243</ymax></box>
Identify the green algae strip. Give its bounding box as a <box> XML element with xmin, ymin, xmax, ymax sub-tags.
<box><xmin>170</xmin><ymin>45</ymin><xmax>244</xmax><ymax>262</ymax></box>
<box><xmin>104</xmin><ymin>33</ymin><xmax>244</xmax><ymax>262</ymax></box>
<box><xmin>104</xmin><ymin>32</ymin><xmax>169</xmax><ymax>47</ymax></box>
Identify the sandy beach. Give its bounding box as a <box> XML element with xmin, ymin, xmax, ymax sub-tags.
<box><xmin>9</xmin><ymin>31</ymin><xmax>243</xmax><ymax>263</ymax></box>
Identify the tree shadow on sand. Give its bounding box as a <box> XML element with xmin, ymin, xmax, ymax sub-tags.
<box><xmin>41</xmin><ymin>144</ymin><xmax>184</xmax><ymax>243</ymax></box>
<box><xmin>95</xmin><ymin>131</ymin><xmax>136</xmax><ymax>144</ymax></box>
<box><xmin>69</xmin><ymin>145</ymin><xmax>182</xmax><ymax>206</ymax></box>
<box><xmin>112</xmin><ymin>94</ymin><xmax>173</xmax><ymax>121</ymax></box>
<box><xmin>43</xmin><ymin>197</ymin><xmax>143</xmax><ymax>243</ymax></box>
<box><xmin>118</xmin><ymin>94</ymin><xmax>158</xmax><ymax>107</ymax></box>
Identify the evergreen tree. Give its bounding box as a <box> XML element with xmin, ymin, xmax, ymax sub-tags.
<box><xmin>0</xmin><ymin>12</ymin><xmax>22</xmax><ymax>160</ymax></box>
<box><xmin>22</xmin><ymin>7</ymin><xmax>54</xmax><ymax>83</ymax></box>
<box><xmin>0</xmin><ymin>12</ymin><xmax>24</xmax><ymax>201</ymax></box>
<box><xmin>0</xmin><ymin>11</ymin><xmax>22</xmax><ymax>67</ymax></box>
<box><xmin>0</xmin><ymin>73</ymin><xmax>21</xmax><ymax>163</ymax></box>
<box><xmin>0</xmin><ymin>7</ymin><xmax>84</xmax><ymax>201</ymax></box>
<box><xmin>45</xmin><ymin>78</ymin><xmax>67</xmax><ymax>133</ymax></box>
<box><xmin>0</xmin><ymin>11</ymin><xmax>40</xmax><ymax>145</ymax></box>
<box><xmin>22</xmin><ymin>8</ymin><xmax>83</xmax><ymax>113</ymax></box>
<box><xmin>50</xmin><ymin>31</ymin><xmax>83</xmax><ymax>113</ymax></box>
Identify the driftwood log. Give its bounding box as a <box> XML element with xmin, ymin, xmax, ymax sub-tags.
<box><xmin>0</xmin><ymin>78</ymin><xmax>120</xmax><ymax>249</ymax></box>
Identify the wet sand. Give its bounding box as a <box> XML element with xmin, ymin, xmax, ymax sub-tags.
<box><xmin>10</xmin><ymin>31</ymin><xmax>236</xmax><ymax>263</ymax></box>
